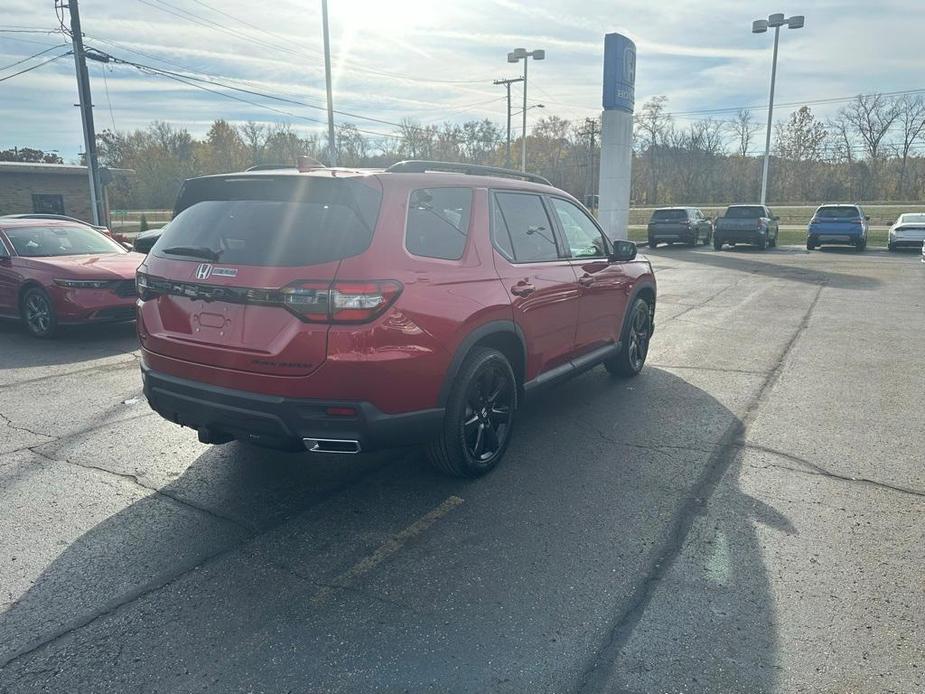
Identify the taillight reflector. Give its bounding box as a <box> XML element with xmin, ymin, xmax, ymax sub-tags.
<box><xmin>282</xmin><ymin>280</ymin><xmax>402</xmax><ymax>323</ymax></box>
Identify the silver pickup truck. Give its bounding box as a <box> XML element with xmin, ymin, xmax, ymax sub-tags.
<box><xmin>714</xmin><ymin>205</ymin><xmax>779</xmax><ymax>250</ymax></box>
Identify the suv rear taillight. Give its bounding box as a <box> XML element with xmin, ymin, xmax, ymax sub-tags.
<box><xmin>269</xmin><ymin>280</ymin><xmax>403</xmax><ymax>323</ymax></box>
<box><xmin>137</xmin><ymin>272</ymin><xmax>402</xmax><ymax>324</ymax></box>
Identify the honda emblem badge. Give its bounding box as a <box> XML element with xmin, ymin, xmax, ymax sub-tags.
<box><xmin>195</xmin><ymin>263</ymin><xmax>213</xmax><ymax>280</ymax></box>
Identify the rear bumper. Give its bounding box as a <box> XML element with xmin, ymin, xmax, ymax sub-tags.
<box><xmin>808</xmin><ymin>227</ymin><xmax>864</xmax><ymax>243</ymax></box>
<box><xmin>715</xmin><ymin>229</ymin><xmax>766</xmax><ymax>244</ymax></box>
<box><xmin>142</xmin><ymin>365</ymin><xmax>444</xmax><ymax>451</ymax></box>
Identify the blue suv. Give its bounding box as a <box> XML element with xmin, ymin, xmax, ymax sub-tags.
<box><xmin>806</xmin><ymin>204</ymin><xmax>869</xmax><ymax>251</ymax></box>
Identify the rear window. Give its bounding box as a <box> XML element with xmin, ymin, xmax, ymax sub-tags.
<box><xmin>156</xmin><ymin>176</ymin><xmax>382</xmax><ymax>266</ymax></box>
<box><xmin>724</xmin><ymin>206</ymin><xmax>766</xmax><ymax>219</ymax></box>
<box><xmin>651</xmin><ymin>209</ymin><xmax>687</xmax><ymax>221</ymax></box>
<box><xmin>405</xmin><ymin>187</ymin><xmax>472</xmax><ymax>260</ymax></box>
<box><xmin>816</xmin><ymin>206</ymin><xmax>860</xmax><ymax>219</ymax></box>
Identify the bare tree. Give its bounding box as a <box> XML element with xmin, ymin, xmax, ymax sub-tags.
<box><xmin>891</xmin><ymin>95</ymin><xmax>925</xmax><ymax>198</ymax></box>
<box><xmin>634</xmin><ymin>96</ymin><xmax>672</xmax><ymax>203</ymax></box>
<box><xmin>840</xmin><ymin>94</ymin><xmax>900</xmax><ymax>160</ymax></box>
<box><xmin>729</xmin><ymin>109</ymin><xmax>759</xmax><ymax>157</ymax></box>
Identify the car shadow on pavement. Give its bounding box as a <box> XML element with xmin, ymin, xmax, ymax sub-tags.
<box><xmin>646</xmin><ymin>245</ymin><xmax>882</xmax><ymax>290</ymax></box>
<box><xmin>1</xmin><ymin>368</ymin><xmax>787</xmax><ymax>693</ymax></box>
<box><xmin>0</xmin><ymin>320</ymin><xmax>138</xmax><ymax>370</ymax></box>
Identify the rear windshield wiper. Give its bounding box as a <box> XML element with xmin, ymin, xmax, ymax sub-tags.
<box><xmin>161</xmin><ymin>246</ymin><xmax>221</xmax><ymax>261</ymax></box>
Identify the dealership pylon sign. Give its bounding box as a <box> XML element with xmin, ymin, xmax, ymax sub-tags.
<box><xmin>598</xmin><ymin>33</ymin><xmax>636</xmax><ymax>240</ymax></box>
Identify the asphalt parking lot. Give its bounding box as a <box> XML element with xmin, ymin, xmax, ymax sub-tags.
<box><xmin>1</xmin><ymin>245</ymin><xmax>923</xmax><ymax>693</ymax></box>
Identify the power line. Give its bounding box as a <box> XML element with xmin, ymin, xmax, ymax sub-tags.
<box><xmin>0</xmin><ymin>43</ymin><xmax>68</xmax><ymax>72</ymax></box>
<box><xmin>88</xmin><ymin>46</ymin><xmax>497</xmax><ymax>136</ymax></box>
<box><xmin>98</xmin><ymin>62</ymin><xmax>117</xmax><ymax>131</ymax></box>
<box><xmin>131</xmin><ymin>0</ymin><xmax>494</xmax><ymax>88</ymax></box>
<box><xmin>0</xmin><ymin>51</ymin><xmax>71</xmax><ymax>83</ymax></box>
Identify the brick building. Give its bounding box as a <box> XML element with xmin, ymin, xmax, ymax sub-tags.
<box><xmin>0</xmin><ymin>161</ymin><xmax>129</xmax><ymax>224</ymax></box>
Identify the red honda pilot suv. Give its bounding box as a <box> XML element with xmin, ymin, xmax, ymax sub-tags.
<box><xmin>136</xmin><ymin>161</ymin><xmax>656</xmax><ymax>477</ymax></box>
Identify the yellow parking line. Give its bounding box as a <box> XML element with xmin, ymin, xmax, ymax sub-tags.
<box><xmin>310</xmin><ymin>495</ymin><xmax>465</xmax><ymax>606</ymax></box>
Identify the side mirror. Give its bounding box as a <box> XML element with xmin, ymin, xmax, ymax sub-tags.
<box><xmin>610</xmin><ymin>239</ymin><xmax>637</xmax><ymax>262</ymax></box>
<box><xmin>864</xmin><ymin>216</ymin><xmax>870</xmax><ymax>221</ymax></box>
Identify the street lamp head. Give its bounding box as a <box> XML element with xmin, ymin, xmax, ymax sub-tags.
<box><xmin>752</xmin><ymin>19</ymin><xmax>768</xmax><ymax>33</ymax></box>
<box><xmin>510</xmin><ymin>48</ymin><xmax>528</xmax><ymax>59</ymax></box>
<box><xmin>536</xmin><ymin>103</ymin><xmax>545</xmax><ymax>108</ymax></box>
<box><xmin>531</xmin><ymin>49</ymin><xmax>546</xmax><ymax>60</ymax></box>
<box><xmin>767</xmin><ymin>13</ymin><xmax>786</xmax><ymax>27</ymax></box>
<box><xmin>507</xmin><ymin>52</ymin><xmax>519</xmax><ymax>63</ymax></box>
<box><xmin>787</xmin><ymin>15</ymin><xmax>805</xmax><ymax>29</ymax></box>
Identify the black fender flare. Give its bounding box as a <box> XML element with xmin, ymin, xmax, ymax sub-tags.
<box><xmin>437</xmin><ymin>320</ymin><xmax>527</xmax><ymax>407</ymax></box>
<box><xmin>619</xmin><ymin>280</ymin><xmax>657</xmax><ymax>342</ymax></box>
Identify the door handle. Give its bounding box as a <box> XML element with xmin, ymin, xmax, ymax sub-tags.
<box><xmin>510</xmin><ymin>281</ymin><xmax>536</xmax><ymax>297</ymax></box>
<box><xmin>578</xmin><ymin>274</ymin><xmax>594</xmax><ymax>287</ymax></box>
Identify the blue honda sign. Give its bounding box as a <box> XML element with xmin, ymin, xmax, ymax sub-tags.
<box><xmin>602</xmin><ymin>33</ymin><xmax>636</xmax><ymax>113</ymax></box>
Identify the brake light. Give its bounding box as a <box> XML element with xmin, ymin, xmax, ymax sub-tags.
<box><xmin>330</xmin><ymin>281</ymin><xmax>402</xmax><ymax>322</ymax></box>
<box><xmin>281</xmin><ymin>280</ymin><xmax>402</xmax><ymax>323</ymax></box>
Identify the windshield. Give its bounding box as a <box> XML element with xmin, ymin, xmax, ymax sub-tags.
<box><xmin>816</xmin><ymin>206</ymin><xmax>860</xmax><ymax>219</ymax></box>
<box><xmin>156</xmin><ymin>177</ymin><xmax>381</xmax><ymax>266</ymax></box>
<box><xmin>4</xmin><ymin>225</ymin><xmax>124</xmax><ymax>257</ymax></box>
<box><xmin>724</xmin><ymin>206</ymin><xmax>766</xmax><ymax>219</ymax></box>
<box><xmin>651</xmin><ymin>209</ymin><xmax>687</xmax><ymax>221</ymax></box>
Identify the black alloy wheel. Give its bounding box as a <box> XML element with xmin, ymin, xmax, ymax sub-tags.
<box><xmin>426</xmin><ymin>347</ymin><xmax>517</xmax><ymax>477</ymax></box>
<box><xmin>606</xmin><ymin>298</ymin><xmax>652</xmax><ymax>377</ymax></box>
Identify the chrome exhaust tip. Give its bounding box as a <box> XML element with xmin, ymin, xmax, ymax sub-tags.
<box><xmin>303</xmin><ymin>438</ymin><xmax>362</xmax><ymax>454</ymax></box>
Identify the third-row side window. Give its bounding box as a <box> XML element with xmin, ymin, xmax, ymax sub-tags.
<box><xmin>492</xmin><ymin>192</ymin><xmax>560</xmax><ymax>262</ymax></box>
<box><xmin>405</xmin><ymin>187</ymin><xmax>473</xmax><ymax>260</ymax></box>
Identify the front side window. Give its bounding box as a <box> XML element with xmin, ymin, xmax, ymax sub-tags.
<box><xmin>492</xmin><ymin>192</ymin><xmax>560</xmax><ymax>263</ymax></box>
<box><xmin>5</xmin><ymin>225</ymin><xmax>124</xmax><ymax>257</ymax></box>
<box><xmin>405</xmin><ymin>187</ymin><xmax>472</xmax><ymax>260</ymax></box>
<box><xmin>550</xmin><ymin>198</ymin><xmax>607</xmax><ymax>258</ymax></box>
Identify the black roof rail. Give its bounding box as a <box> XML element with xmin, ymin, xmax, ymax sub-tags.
<box><xmin>384</xmin><ymin>160</ymin><xmax>551</xmax><ymax>186</ymax></box>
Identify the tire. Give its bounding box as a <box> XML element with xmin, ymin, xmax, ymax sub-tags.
<box><xmin>713</xmin><ymin>237</ymin><xmax>722</xmax><ymax>251</ymax></box>
<box><xmin>756</xmin><ymin>235</ymin><xmax>768</xmax><ymax>250</ymax></box>
<box><xmin>806</xmin><ymin>237</ymin><xmax>817</xmax><ymax>251</ymax></box>
<box><xmin>856</xmin><ymin>237</ymin><xmax>867</xmax><ymax>251</ymax></box>
<box><xmin>687</xmin><ymin>231</ymin><xmax>698</xmax><ymax>247</ymax></box>
<box><xmin>888</xmin><ymin>242</ymin><xmax>896</xmax><ymax>252</ymax></box>
<box><xmin>648</xmin><ymin>236</ymin><xmax>657</xmax><ymax>248</ymax></box>
<box><xmin>605</xmin><ymin>297</ymin><xmax>652</xmax><ymax>378</ymax></box>
<box><xmin>21</xmin><ymin>287</ymin><xmax>58</xmax><ymax>338</ymax></box>
<box><xmin>426</xmin><ymin>347</ymin><xmax>517</xmax><ymax>478</ymax></box>
<box><xmin>769</xmin><ymin>233</ymin><xmax>777</xmax><ymax>248</ymax></box>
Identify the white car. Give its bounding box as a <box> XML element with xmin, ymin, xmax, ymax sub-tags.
<box><xmin>887</xmin><ymin>213</ymin><xmax>925</xmax><ymax>251</ymax></box>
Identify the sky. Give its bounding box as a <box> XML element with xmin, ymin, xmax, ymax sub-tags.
<box><xmin>1</xmin><ymin>0</ymin><xmax>923</xmax><ymax>161</ymax></box>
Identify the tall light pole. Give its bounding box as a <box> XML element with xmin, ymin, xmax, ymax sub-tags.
<box><xmin>752</xmin><ymin>13</ymin><xmax>804</xmax><ymax>204</ymax></box>
<box><xmin>321</xmin><ymin>0</ymin><xmax>336</xmax><ymax>166</ymax></box>
<box><xmin>507</xmin><ymin>48</ymin><xmax>545</xmax><ymax>172</ymax></box>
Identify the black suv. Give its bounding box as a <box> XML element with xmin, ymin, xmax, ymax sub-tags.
<box><xmin>647</xmin><ymin>207</ymin><xmax>713</xmax><ymax>248</ymax></box>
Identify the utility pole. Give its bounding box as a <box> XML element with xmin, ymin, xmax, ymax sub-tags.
<box><xmin>493</xmin><ymin>77</ymin><xmax>523</xmax><ymax>168</ymax></box>
<box><xmin>580</xmin><ymin>118</ymin><xmax>599</xmax><ymax>208</ymax></box>
<box><xmin>321</xmin><ymin>0</ymin><xmax>336</xmax><ymax>166</ymax></box>
<box><xmin>66</xmin><ymin>0</ymin><xmax>104</xmax><ymax>226</ymax></box>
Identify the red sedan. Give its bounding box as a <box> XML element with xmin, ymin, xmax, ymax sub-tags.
<box><xmin>0</xmin><ymin>218</ymin><xmax>143</xmax><ymax>338</ymax></box>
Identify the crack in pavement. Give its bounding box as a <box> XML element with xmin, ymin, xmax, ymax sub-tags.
<box><xmin>0</xmin><ymin>452</ymin><xmax>402</xmax><ymax>672</ymax></box>
<box><xmin>658</xmin><ymin>276</ymin><xmax>749</xmax><ymax>325</ymax></box>
<box><xmin>26</xmin><ymin>447</ymin><xmax>256</xmax><ymax>532</ymax></box>
<box><xmin>0</xmin><ymin>410</ymin><xmax>54</xmax><ymax>442</ymax></box>
<box><xmin>742</xmin><ymin>443</ymin><xmax>925</xmax><ymax>499</ymax></box>
<box><xmin>649</xmin><ymin>363</ymin><xmax>771</xmax><ymax>376</ymax></box>
<box><xmin>574</xmin><ymin>281</ymin><xmax>826</xmax><ymax>694</ymax></box>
